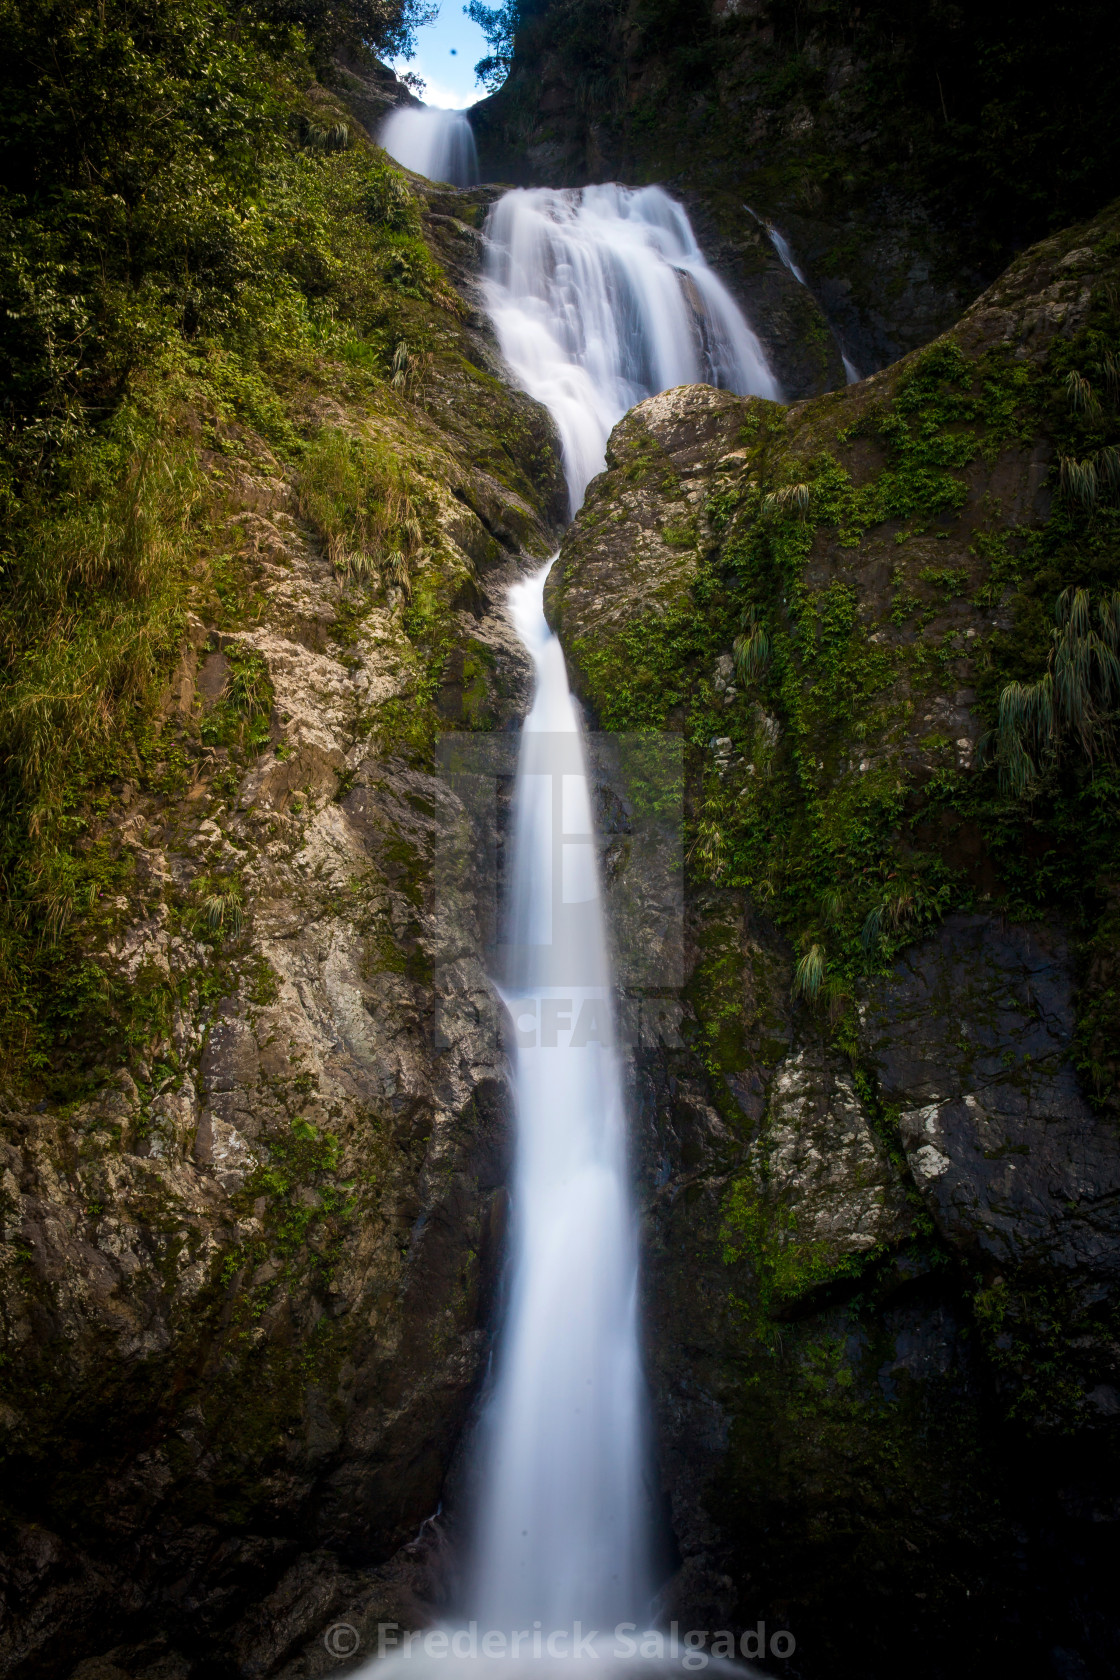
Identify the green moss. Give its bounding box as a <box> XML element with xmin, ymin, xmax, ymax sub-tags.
<box><xmin>247</xmin><ymin>955</ymin><xmax>280</xmax><ymax>1007</ymax></box>
<box><xmin>0</xmin><ymin>39</ymin><xmax>557</xmax><ymax>1094</ymax></box>
<box><xmin>571</xmin><ymin>594</ymin><xmax>710</xmax><ymax>729</ymax></box>
<box><xmin>564</xmin><ymin>249</ymin><xmax>1120</xmax><ymax>1111</ymax></box>
<box><xmin>971</xmin><ymin>1273</ymin><xmax>1114</xmax><ymax>1431</ymax></box>
<box><xmin>708</xmin><ymin>1277</ymin><xmax>1008</xmax><ymax>1675</ymax></box>
<box><xmin>721</xmin><ymin>1174</ymin><xmax>882</xmax><ymax>1318</ymax></box>
<box><xmin>460</xmin><ymin>640</ymin><xmax>497</xmax><ymax>728</ymax></box>
<box><xmin>682</xmin><ymin>900</ymin><xmax>751</xmax><ymax>1085</ymax></box>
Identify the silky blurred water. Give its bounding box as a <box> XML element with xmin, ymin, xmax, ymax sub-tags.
<box><xmin>482</xmin><ymin>184</ymin><xmax>780</xmax><ymax>513</ymax></box>
<box><xmin>380</xmin><ymin>105</ymin><xmax>479</xmax><ymax>186</ymax></box>
<box><xmin>358</xmin><ymin>175</ymin><xmax>783</xmax><ymax>1677</ymax></box>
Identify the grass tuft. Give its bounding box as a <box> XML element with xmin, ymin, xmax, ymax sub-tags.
<box><xmin>1066</xmin><ymin>369</ymin><xmax>1101</xmax><ymax>417</ymax></box>
<box><xmin>1097</xmin><ymin>351</ymin><xmax>1120</xmax><ymax>403</ymax></box>
<box><xmin>690</xmin><ymin>819</ymin><xmax>727</xmax><ymax>879</ymax></box>
<box><xmin>297</xmin><ymin>427</ymin><xmax>425</xmax><ymax>591</ymax></box>
<box><xmin>762</xmin><ymin>481</ymin><xmax>811</xmax><ymax>520</ymax></box>
<box><xmin>1059</xmin><ymin>454</ymin><xmax>1099</xmax><ymax>507</ymax></box>
<box><xmin>204</xmin><ymin>886</ymin><xmax>244</xmax><ymax>938</ymax></box>
<box><xmin>0</xmin><ymin>420</ymin><xmax>198</xmax><ymax>844</ymax></box>
<box><xmin>992</xmin><ymin>585</ymin><xmax>1120</xmax><ymax>794</ymax></box>
<box><xmin>792</xmin><ymin>941</ymin><xmax>826</xmax><ymax>1001</ymax></box>
<box><xmin>733</xmin><ymin>605</ymin><xmax>772</xmax><ymax>683</ymax></box>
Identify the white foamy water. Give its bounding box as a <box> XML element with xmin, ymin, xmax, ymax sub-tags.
<box><xmin>380</xmin><ymin>105</ymin><xmax>479</xmax><ymax>187</ymax></box>
<box><xmin>468</xmin><ymin>562</ymin><xmax>647</xmax><ymax>1631</ymax></box>
<box><xmin>483</xmin><ymin>184</ymin><xmax>780</xmax><ymax>512</ymax></box>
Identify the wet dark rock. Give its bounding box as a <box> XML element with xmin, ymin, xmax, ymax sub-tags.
<box><xmin>863</xmin><ymin>916</ymin><xmax>1120</xmax><ymax>1276</ymax></box>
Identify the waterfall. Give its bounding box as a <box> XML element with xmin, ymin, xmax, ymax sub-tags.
<box><xmin>766</xmin><ymin>223</ymin><xmax>808</xmax><ymax>287</ymax></box>
<box><xmin>744</xmin><ymin>202</ymin><xmax>862</xmax><ymax>385</ymax></box>
<box><xmin>469</xmin><ymin>565</ymin><xmax>647</xmax><ymax>1631</ymax></box>
<box><xmin>379</xmin><ymin>106</ymin><xmax>479</xmax><ymax>187</ymax></box>
<box><xmin>483</xmin><ymin>184</ymin><xmax>781</xmax><ymax>512</ymax></box>
<box><xmin>462</xmin><ymin>185</ymin><xmax>775</xmax><ymax>1645</ymax></box>
<box><xmin>364</xmin><ymin>182</ymin><xmax>774</xmax><ymax>1671</ymax></box>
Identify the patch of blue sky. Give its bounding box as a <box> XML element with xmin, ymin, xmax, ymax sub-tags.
<box><xmin>389</xmin><ymin>2</ymin><xmax>492</xmax><ymax>109</ymax></box>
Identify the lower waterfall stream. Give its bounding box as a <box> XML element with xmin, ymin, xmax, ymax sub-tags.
<box><xmin>364</xmin><ymin>175</ymin><xmax>779</xmax><ymax>1675</ymax></box>
<box><xmin>469</xmin><ymin>563</ymin><xmax>646</xmax><ymax>1634</ymax></box>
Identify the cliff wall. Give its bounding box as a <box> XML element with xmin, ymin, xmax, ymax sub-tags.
<box><xmin>0</xmin><ymin>48</ymin><xmax>564</xmax><ymax>1671</ymax></box>
<box><xmin>546</xmin><ymin>196</ymin><xmax>1120</xmax><ymax>1678</ymax></box>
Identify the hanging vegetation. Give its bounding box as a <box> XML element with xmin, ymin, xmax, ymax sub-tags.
<box><xmin>987</xmin><ymin>587</ymin><xmax>1120</xmax><ymax>795</ymax></box>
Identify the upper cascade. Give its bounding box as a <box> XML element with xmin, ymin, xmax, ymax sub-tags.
<box><xmin>482</xmin><ymin>184</ymin><xmax>780</xmax><ymax>513</ymax></box>
<box><xmin>380</xmin><ymin>105</ymin><xmax>479</xmax><ymax>187</ymax></box>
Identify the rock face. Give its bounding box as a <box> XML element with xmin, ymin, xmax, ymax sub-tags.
<box><xmin>759</xmin><ymin>1045</ymin><xmax>913</xmax><ymax>1262</ymax></box>
<box><xmin>548</xmin><ymin>199</ymin><xmax>1120</xmax><ymax>1676</ymax></box>
<box><xmin>471</xmin><ymin>0</ymin><xmax>1120</xmax><ymax>383</ymax></box>
<box><xmin>331</xmin><ymin>52</ymin><xmax>419</xmax><ymax>134</ymax></box>
<box><xmin>0</xmin><ymin>171</ymin><xmax>562</xmax><ymax>1680</ymax></box>
<box><xmin>866</xmin><ymin>916</ymin><xmax>1120</xmax><ymax>1278</ymax></box>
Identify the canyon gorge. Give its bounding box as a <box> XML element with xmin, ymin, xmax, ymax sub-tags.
<box><xmin>2</xmin><ymin>4</ymin><xmax>1120</xmax><ymax>1680</ymax></box>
